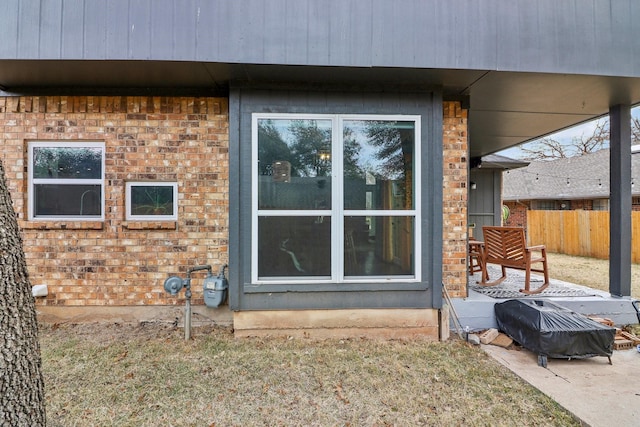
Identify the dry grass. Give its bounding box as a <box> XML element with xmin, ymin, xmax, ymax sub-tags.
<box><xmin>546</xmin><ymin>252</ymin><xmax>640</xmax><ymax>297</ymax></box>
<box><xmin>40</xmin><ymin>322</ymin><xmax>579</xmax><ymax>427</ymax></box>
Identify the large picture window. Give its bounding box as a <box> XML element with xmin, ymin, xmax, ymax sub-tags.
<box><xmin>28</xmin><ymin>142</ymin><xmax>105</xmax><ymax>220</ymax></box>
<box><xmin>252</xmin><ymin>114</ymin><xmax>420</xmax><ymax>283</ymax></box>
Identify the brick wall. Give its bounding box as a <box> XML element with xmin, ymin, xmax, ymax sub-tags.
<box><xmin>1</xmin><ymin>96</ymin><xmax>469</xmax><ymax>307</ymax></box>
<box><xmin>504</xmin><ymin>201</ymin><xmax>528</xmax><ymax>228</ymax></box>
<box><xmin>0</xmin><ymin>96</ymin><xmax>229</xmax><ymax>307</ymax></box>
<box><xmin>442</xmin><ymin>102</ymin><xmax>468</xmax><ymax>298</ymax></box>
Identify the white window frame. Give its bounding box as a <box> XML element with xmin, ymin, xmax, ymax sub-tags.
<box><xmin>28</xmin><ymin>141</ymin><xmax>105</xmax><ymax>221</ymax></box>
<box><xmin>251</xmin><ymin>113</ymin><xmax>421</xmax><ymax>284</ymax></box>
<box><xmin>125</xmin><ymin>181</ymin><xmax>178</xmax><ymax>221</ymax></box>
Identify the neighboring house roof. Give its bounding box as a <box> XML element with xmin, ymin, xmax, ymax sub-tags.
<box><xmin>502</xmin><ymin>149</ymin><xmax>640</xmax><ymax>201</ymax></box>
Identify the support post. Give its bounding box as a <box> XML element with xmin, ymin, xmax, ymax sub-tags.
<box><xmin>609</xmin><ymin>104</ymin><xmax>632</xmax><ymax>297</ymax></box>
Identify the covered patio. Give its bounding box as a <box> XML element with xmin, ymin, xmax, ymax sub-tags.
<box><xmin>454</xmin><ymin>264</ymin><xmax>640</xmax><ymax>331</ymax></box>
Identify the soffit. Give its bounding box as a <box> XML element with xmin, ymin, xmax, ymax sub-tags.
<box><xmin>1</xmin><ymin>60</ymin><xmax>640</xmax><ymax>158</ymax></box>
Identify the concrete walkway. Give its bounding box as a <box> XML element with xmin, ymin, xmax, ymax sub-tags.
<box><xmin>483</xmin><ymin>344</ymin><xmax>640</xmax><ymax>427</ymax></box>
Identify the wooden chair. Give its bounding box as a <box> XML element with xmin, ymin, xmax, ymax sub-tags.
<box><xmin>468</xmin><ymin>239</ymin><xmax>489</xmax><ymax>282</ymax></box>
<box><xmin>480</xmin><ymin>226</ymin><xmax>549</xmax><ymax>294</ymax></box>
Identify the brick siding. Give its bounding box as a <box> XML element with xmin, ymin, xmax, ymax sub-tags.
<box><xmin>0</xmin><ymin>96</ymin><xmax>229</xmax><ymax>307</ymax></box>
<box><xmin>442</xmin><ymin>102</ymin><xmax>468</xmax><ymax>298</ymax></box>
<box><xmin>0</xmin><ymin>96</ymin><xmax>469</xmax><ymax>307</ymax></box>
<box><xmin>503</xmin><ymin>201</ymin><xmax>528</xmax><ymax>228</ymax></box>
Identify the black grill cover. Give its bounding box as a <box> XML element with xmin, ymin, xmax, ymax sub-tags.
<box><xmin>495</xmin><ymin>299</ymin><xmax>615</xmax><ymax>359</ymax></box>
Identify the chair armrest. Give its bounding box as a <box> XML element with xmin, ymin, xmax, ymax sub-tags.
<box><xmin>526</xmin><ymin>245</ymin><xmax>546</xmax><ymax>251</ymax></box>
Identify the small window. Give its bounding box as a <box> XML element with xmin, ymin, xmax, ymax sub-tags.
<box><xmin>592</xmin><ymin>199</ymin><xmax>609</xmax><ymax>211</ymax></box>
<box><xmin>532</xmin><ymin>200</ymin><xmax>557</xmax><ymax>211</ymax></box>
<box><xmin>126</xmin><ymin>182</ymin><xmax>178</xmax><ymax>221</ymax></box>
<box><xmin>28</xmin><ymin>141</ymin><xmax>105</xmax><ymax>220</ymax></box>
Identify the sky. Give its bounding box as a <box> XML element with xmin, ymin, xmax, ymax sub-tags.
<box><xmin>497</xmin><ymin>106</ymin><xmax>640</xmax><ymax>159</ymax></box>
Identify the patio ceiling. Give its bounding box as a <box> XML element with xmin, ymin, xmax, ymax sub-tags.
<box><xmin>1</xmin><ymin>59</ymin><xmax>640</xmax><ymax>158</ymax></box>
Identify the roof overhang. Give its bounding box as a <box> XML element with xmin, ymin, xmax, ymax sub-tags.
<box><xmin>1</xmin><ymin>60</ymin><xmax>640</xmax><ymax>158</ymax></box>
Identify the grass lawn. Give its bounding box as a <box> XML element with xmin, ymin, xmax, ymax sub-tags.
<box><xmin>43</xmin><ymin>252</ymin><xmax>633</xmax><ymax>426</ymax></box>
<box><xmin>546</xmin><ymin>252</ymin><xmax>640</xmax><ymax>298</ymax></box>
<box><xmin>40</xmin><ymin>322</ymin><xmax>580</xmax><ymax>426</ymax></box>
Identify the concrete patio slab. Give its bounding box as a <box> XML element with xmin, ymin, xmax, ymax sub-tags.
<box><xmin>483</xmin><ymin>344</ymin><xmax>640</xmax><ymax>427</ymax></box>
<box><xmin>452</xmin><ymin>265</ymin><xmax>639</xmax><ymax>331</ymax></box>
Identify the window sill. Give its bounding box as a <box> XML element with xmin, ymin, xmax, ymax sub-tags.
<box><xmin>243</xmin><ymin>281</ymin><xmax>428</xmax><ymax>294</ymax></box>
<box><xmin>20</xmin><ymin>221</ymin><xmax>104</xmax><ymax>230</ymax></box>
<box><xmin>122</xmin><ymin>221</ymin><xmax>177</xmax><ymax>230</ymax></box>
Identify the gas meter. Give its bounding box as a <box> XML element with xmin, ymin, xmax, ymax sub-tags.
<box><xmin>162</xmin><ymin>264</ymin><xmax>228</xmax><ymax>340</ymax></box>
<box><xmin>203</xmin><ymin>264</ymin><xmax>228</xmax><ymax>308</ymax></box>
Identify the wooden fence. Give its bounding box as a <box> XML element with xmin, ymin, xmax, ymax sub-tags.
<box><xmin>526</xmin><ymin>210</ymin><xmax>640</xmax><ymax>263</ymax></box>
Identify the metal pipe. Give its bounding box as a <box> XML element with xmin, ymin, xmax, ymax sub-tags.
<box><xmin>184</xmin><ymin>293</ymin><xmax>192</xmax><ymax>340</ymax></box>
<box><xmin>183</xmin><ymin>265</ymin><xmax>211</xmax><ymax>340</ymax></box>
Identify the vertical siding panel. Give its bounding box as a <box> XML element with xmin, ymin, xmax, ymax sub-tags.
<box><xmin>307</xmin><ymin>0</ymin><xmax>330</xmax><ymax>65</ymax></box>
<box><xmin>61</xmin><ymin>0</ymin><xmax>84</xmax><ymax>58</ymax></box>
<box><xmin>0</xmin><ymin>1</ymin><xmax>19</xmax><ymax>57</ymax></box>
<box><xmin>262</xmin><ymin>1</ymin><xmax>286</xmax><ymax>63</ymax></box>
<box><xmin>633</xmin><ymin>1</ymin><xmax>640</xmax><ymax>76</ymax></box>
<box><xmin>609</xmin><ymin>0</ymin><xmax>634</xmax><ymax>73</ymax></box>
<box><xmin>371</xmin><ymin>0</ymin><xmax>394</xmax><ymax>66</ymax></box>
<box><xmin>461</xmin><ymin>0</ymin><xmax>497</xmax><ymax>68</ymax></box>
<box><xmin>343</xmin><ymin>1</ymin><xmax>372</xmax><ymax>66</ymax></box>
<box><xmin>150</xmin><ymin>0</ymin><xmax>175</xmax><ymax>60</ymax></box>
<box><xmin>17</xmin><ymin>0</ymin><xmax>41</xmax><ymax>59</ymax></box>
<box><xmin>171</xmin><ymin>0</ymin><xmax>196</xmax><ymax>60</ymax></box>
<box><xmin>239</xmin><ymin>0</ymin><xmax>267</xmax><ymax>63</ymax></box>
<box><xmin>569</xmin><ymin>0</ymin><xmax>597</xmax><ymax>72</ymax></box>
<box><xmin>105</xmin><ymin>1</ymin><xmax>129</xmax><ymax>59</ymax></box>
<box><xmin>327</xmin><ymin>1</ymin><xmax>351</xmax><ymax>66</ymax></box>
<box><xmin>83</xmin><ymin>0</ymin><xmax>107</xmax><ymax>59</ymax></box>
<box><xmin>0</xmin><ymin>0</ymin><xmax>638</xmax><ymax>77</ymax></box>
<box><xmin>128</xmin><ymin>0</ymin><xmax>152</xmax><ymax>59</ymax></box>
<box><xmin>39</xmin><ymin>0</ymin><xmax>63</xmax><ymax>58</ymax></box>
<box><xmin>284</xmin><ymin>0</ymin><xmax>308</xmax><ymax>64</ymax></box>
<box><xmin>195</xmin><ymin>0</ymin><xmax>218</xmax><ymax>60</ymax></box>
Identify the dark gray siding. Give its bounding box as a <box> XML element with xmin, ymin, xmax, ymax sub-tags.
<box><xmin>468</xmin><ymin>170</ymin><xmax>502</xmax><ymax>242</ymax></box>
<box><xmin>2</xmin><ymin>0</ymin><xmax>640</xmax><ymax>77</ymax></box>
<box><xmin>228</xmin><ymin>85</ymin><xmax>442</xmax><ymax>311</ymax></box>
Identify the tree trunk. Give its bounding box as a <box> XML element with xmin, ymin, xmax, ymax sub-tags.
<box><xmin>0</xmin><ymin>159</ymin><xmax>46</xmax><ymax>425</ymax></box>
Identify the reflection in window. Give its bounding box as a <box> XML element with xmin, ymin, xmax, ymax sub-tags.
<box><xmin>258</xmin><ymin>119</ymin><xmax>332</xmax><ymax>210</ymax></box>
<box><xmin>258</xmin><ymin>216</ymin><xmax>331</xmax><ymax>278</ymax></box>
<box><xmin>343</xmin><ymin>120</ymin><xmax>415</xmax><ymax>211</ymax></box>
<box><xmin>126</xmin><ymin>182</ymin><xmax>178</xmax><ymax>220</ymax></box>
<box><xmin>344</xmin><ymin>216</ymin><xmax>414</xmax><ymax>277</ymax></box>
<box><xmin>29</xmin><ymin>142</ymin><xmax>105</xmax><ymax>220</ymax></box>
<box><xmin>253</xmin><ymin>114</ymin><xmax>419</xmax><ymax>282</ymax></box>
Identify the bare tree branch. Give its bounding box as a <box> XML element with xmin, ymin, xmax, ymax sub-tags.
<box><xmin>572</xmin><ymin>119</ymin><xmax>609</xmax><ymax>155</ymax></box>
<box><xmin>518</xmin><ymin>119</ymin><xmax>611</xmax><ymax>160</ymax></box>
<box><xmin>518</xmin><ymin>138</ymin><xmax>570</xmax><ymax>160</ymax></box>
<box><xmin>632</xmin><ymin>116</ymin><xmax>640</xmax><ymax>144</ymax></box>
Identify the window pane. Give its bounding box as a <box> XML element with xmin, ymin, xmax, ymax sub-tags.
<box><xmin>130</xmin><ymin>185</ymin><xmax>175</xmax><ymax>216</ymax></box>
<box><xmin>34</xmin><ymin>184</ymin><xmax>101</xmax><ymax>216</ymax></box>
<box><xmin>343</xmin><ymin>120</ymin><xmax>415</xmax><ymax>210</ymax></box>
<box><xmin>257</xmin><ymin>119</ymin><xmax>332</xmax><ymax>210</ymax></box>
<box><xmin>258</xmin><ymin>216</ymin><xmax>331</xmax><ymax>278</ymax></box>
<box><xmin>344</xmin><ymin>216</ymin><xmax>414</xmax><ymax>277</ymax></box>
<box><xmin>33</xmin><ymin>147</ymin><xmax>102</xmax><ymax>179</ymax></box>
